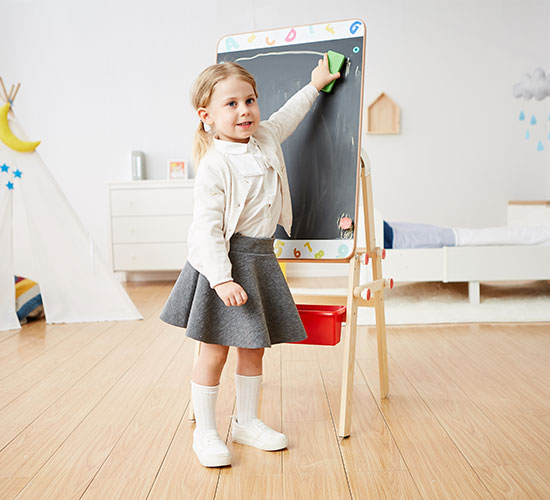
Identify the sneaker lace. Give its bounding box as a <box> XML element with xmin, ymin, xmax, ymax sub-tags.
<box><xmin>204</xmin><ymin>429</ymin><xmax>224</xmax><ymax>445</ymax></box>
<box><xmin>252</xmin><ymin>418</ymin><xmax>274</xmax><ymax>434</ymax></box>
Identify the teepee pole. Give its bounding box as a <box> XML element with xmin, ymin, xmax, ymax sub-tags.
<box><xmin>10</xmin><ymin>83</ymin><xmax>21</xmax><ymax>103</ymax></box>
<box><xmin>0</xmin><ymin>77</ymin><xmax>9</xmax><ymax>103</ymax></box>
<box><xmin>0</xmin><ymin>77</ymin><xmax>19</xmax><ymax>118</ymax></box>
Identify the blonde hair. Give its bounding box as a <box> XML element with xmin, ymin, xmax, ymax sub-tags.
<box><xmin>191</xmin><ymin>62</ymin><xmax>258</xmax><ymax>167</ymax></box>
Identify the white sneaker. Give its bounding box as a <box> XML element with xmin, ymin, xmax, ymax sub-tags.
<box><xmin>231</xmin><ymin>416</ymin><xmax>288</xmax><ymax>451</ymax></box>
<box><xmin>192</xmin><ymin>428</ymin><xmax>232</xmax><ymax>467</ymax></box>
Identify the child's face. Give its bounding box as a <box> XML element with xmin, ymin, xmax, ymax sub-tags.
<box><xmin>198</xmin><ymin>77</ymin><xmax>260</xmax><ymax>143</ymax></box>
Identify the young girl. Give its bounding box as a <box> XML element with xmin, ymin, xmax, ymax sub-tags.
<box><xmin>160</xmin><ymin>55</ymin><xmax>340</xmax><ymax>468</ymax></box>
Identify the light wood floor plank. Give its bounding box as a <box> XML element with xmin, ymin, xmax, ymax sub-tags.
<box><xmin>316</xmin><ymin>341</ymin><xmax>406</xmax><ymax>473</ymax></box>
<box><xmin>347</xmin><ymin>470</ymin><xmax>423</xmax><ymax>500</ymax></box>
<box><xmin>0</xmin><ymin>285</ymin><xmax>166</xmax><ymax>452</ymax></box>
<box><xmin>438</xmin><ymin>326</ymin><xmax>550</xmax><ymax>415</ymax></box>
<box><xmin>475</xmin><ymin>464</ymin><xmax>550</xmax><ymax>500</ymax></box>
<box><xmin>0</xmin><ymin>329</ymin><xmax>21</xmax><ymax>343</ymax></box>
<box><xmin>0</xmin><ymin>283</ymin><xmax>166</xmax><ymax>406</ymax></box>
<box><xmin>281</xmin><ymin>343</ymin><xmax>351</xmax><ymax>499</ymax></box>
<box><xmin>0</xmin><ymin>322</ymin><xmax>82</xmax><ymax>380</ymax></box>
<box><xmin>282</xmin><ymin>420</ymin><xmax>352</xmax><ymax>500</ymax></box>
<box><xmin>315</xmin><ymin>339</ymin><xmax>422</xmax><ymax>498</ymax></box>
<box><xmin>397</xmin><ymin>325</ymin><xmax>550</xmax><ymax>482</ymax></box>
<box><xmin>12</xmin><ymin>325</ymin><xmax>187</xmax><ymax>499</ymax></box>
<box><xmin>381</xmin><ymin>326</ymin><xmax>524</xmax><ymax>468</ymax></box>
<box><xmin>0</xmin><ymin>314</ymin><xmax>168</xmax><ymax>499</ymax></box>
<box><xmin>0</xmin><ymin>321</ymin><xmax>118</xmax><ymax>450</ymax></box>
<box><xmin>80</xmin><ymin>334</ymin><xmax>195</xmax><ymax>499</ymax></box>
<box><xmin>359</xmin><ymin>331</ymin><xmax>494</xmax><ymax>499</ymax></box>
<box><xmin>480</xmin><ymin>324</ymin><xmax>550</xmax><ymax>371</ymax></box>
<box><xmin>486</xmin><ymin>413</ymin><xmax>550</xmax><ymax>481</ymax></box>
<box><xmin>371</xmin><ymin>324</ymin><xmax>550</xmax><ymax>498</ymax></box>
<box><xmin>282</xmin><ymin>359</ymin><xmax>332</xmax><ymax>423</ymax></box>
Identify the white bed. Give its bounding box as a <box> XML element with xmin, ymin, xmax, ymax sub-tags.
<box><xmin>371</xmin><ymin>212</ymin><xmax>550</xmax><ymax>304</ymax></box>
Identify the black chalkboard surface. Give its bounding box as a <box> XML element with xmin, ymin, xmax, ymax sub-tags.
<box><xmin>217</xmin><ymin>20</ymin><xmax>365</xmax><ymax>260</ymax></box>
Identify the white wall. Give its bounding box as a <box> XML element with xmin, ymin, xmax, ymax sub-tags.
<box><xmin>2</xmin><ymin>0</ymin><xmax>549</xmax><ymax>267</ymax></box>
<box><xmin>364</xmin><ymin>0</ymin><xmax>550</xmax><ymax>228</ymax></box>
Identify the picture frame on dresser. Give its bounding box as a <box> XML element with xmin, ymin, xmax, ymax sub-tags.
<box><xmin>167</xmin><ymin>159</ymin><xmax>189</xmax><ymax>179</ymax></box>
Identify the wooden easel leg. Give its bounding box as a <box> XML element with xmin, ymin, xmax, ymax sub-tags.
<box><xmin>374</xmin><ymin>292</ymin><xmax>389</xmax><ymax>398</ymax></box>
<box><xmin>187</xmin><ymin>340</ymin><xmax>201</xmax><ymax>421</ymax></box>
<box><xmin>338</xmin><ymin>254</ymin><xmax>361</xmax><ymax>438</ymax></box>
<box><xmin>360</xmin><ymin>159</ymin><xmax>390</xmax><ymax>399</ymax></box>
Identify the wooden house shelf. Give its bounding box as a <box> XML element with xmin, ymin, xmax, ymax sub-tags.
<box><xmin>367</xmin><ymin>92</ymin><xmax>400</xmax><ymax>134</ymax></box>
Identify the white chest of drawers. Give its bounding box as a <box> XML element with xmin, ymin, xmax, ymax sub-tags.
<box><xmin>108</xmin><ymin>180</ymin><xmax>194</xmax><ymax>274</ymax></box>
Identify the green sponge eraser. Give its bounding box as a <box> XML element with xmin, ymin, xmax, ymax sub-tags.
<box><xmin>321</xmin><ymin>50</ymin><xmax>346</xmax><ymax>93</ymax></box>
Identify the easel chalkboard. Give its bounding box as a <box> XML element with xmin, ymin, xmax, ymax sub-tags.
<box><xmin>217</xmin><ymin>20</ymin><xmax>365</xmax><ymax>261</ymax></box>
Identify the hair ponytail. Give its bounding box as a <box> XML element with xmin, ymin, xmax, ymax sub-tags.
<box><xmin>193</xmin><ymin>121</ymin><xmax>213</xmax><ymax>168</ymax></box>
<box><xmin>190</xmin><ymin>61</ymin><xmax>258</xmax><ymax>169</ymax></box>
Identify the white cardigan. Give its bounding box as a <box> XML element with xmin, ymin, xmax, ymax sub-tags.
<box><xmin>187</xmin><ymin>83</ymin><xmax>319</xmax><ymax>288</ymax></box>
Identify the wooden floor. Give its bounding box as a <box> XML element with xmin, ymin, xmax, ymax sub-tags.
<box><xmin>1</xmin><ymin>281</ymin><xmax>550</xmax><ymax>499</ymax></box>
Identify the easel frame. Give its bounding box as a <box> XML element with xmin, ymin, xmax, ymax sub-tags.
<box><xmin>285</xmin><ymin>153</ymin><xmax>390</xmax><ymax>437</ymax></box>
<box><xmin>187</xmin><ymin>154</ymin><xmax>390</xmax><ymax>438</ymax></box>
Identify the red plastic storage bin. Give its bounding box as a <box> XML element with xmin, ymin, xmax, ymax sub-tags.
<box><xmin>292</xmin><ymin>304</ymin><xmax>347</xmax><ymax>346</ymax></box>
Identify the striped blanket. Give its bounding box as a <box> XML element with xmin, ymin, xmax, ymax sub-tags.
<box><xmin>15</xmin><ymin>276</ymin><xmax>44</xmax><ymax>324</ymax></box>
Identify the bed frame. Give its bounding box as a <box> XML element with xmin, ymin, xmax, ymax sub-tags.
<box><xmin>380</xmin><ymin>244</ymin><xmax>550</xmax><ymax>304</ymax></box>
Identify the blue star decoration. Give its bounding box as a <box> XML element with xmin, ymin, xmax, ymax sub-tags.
<box><xmin>13</xmin><ymin>169</ymin><xmax>22</xmax><ymax>178</ymax></box>
<box><xmin>6</xmin><ymin>181</ymin><xmax>14</xmax><ymax>190</ymax></box>
<box><xmin>1</xmin><ymin>163</ymin><xmax>9</xmax><ymax>173</ymax></box>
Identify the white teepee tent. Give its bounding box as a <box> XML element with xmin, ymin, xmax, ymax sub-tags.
<box><xmin>0</xmin><ymin>79</ymin><xmax>142</xmax><ymax>331</ymax></box>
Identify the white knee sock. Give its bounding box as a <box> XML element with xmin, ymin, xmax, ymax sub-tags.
<box><xmin>235</xmin><ymin>373</ymin><xmax>262</xmax><ymax>426</ymax></box>
<box><xmin>192</xmin><ymin>381</ymin><xmax>219</xmax><ymax>434</ymax></box>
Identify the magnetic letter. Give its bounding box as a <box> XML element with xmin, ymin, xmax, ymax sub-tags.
<box><xmin>285</xmin><ymin>28</ymin><xmax>296</xmax><ymax>42</ymax></box>
<box><xmin>349</xmin><ymin>21</ymin><xmax>361</xmax><ymax>34</ymax></box>
<box><xmin>225</xmin><ymin>37</ymin><xmax>239</xmax><ymax>51</ymax></box>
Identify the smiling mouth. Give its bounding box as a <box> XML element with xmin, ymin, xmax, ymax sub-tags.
<box><xmin>237</xmin><ymin>121</ymin><xmax>253</xmax><ymax>127</ymax></box>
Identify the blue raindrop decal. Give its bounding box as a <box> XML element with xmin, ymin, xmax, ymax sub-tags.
<box><xmin>530</xmin><ymin>115</ymin><xmax>537</xmax><ymax>125</ymax></box>
<box><xmin>537</xmin><ymin>141</ymin><xmax>544</xmax><ymax>151</ymax></box>
<box><xmin>519</xmin><ymin>111</ymin><xmax>525</xmax><ymax>120</ymax></box>
<box><xmin>525</xmin><ymin>130</ymin><xmax>530</xmax><ymax>139</ymax></box>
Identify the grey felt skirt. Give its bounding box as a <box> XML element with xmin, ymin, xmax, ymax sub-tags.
<box><xmin>160</xmin><ymin>233</ymin><xmax>307</xmax><ymax>348</ymax></box>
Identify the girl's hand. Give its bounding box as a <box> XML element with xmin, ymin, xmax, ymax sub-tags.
<box><xmin>214</xmin><ymin>281</ymin><xmax>248</xmax><ymax>307</ymax></box>
<box><xmin>310</xmin><ymin>52</ymin><xmax>341</xmax><ymax>92</ymax></box>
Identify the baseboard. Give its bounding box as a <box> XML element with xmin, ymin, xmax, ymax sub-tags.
<box><xmin>119</xmin><ymin>270</ymin><xmax>180</xmax><ymax>282</ymax></box>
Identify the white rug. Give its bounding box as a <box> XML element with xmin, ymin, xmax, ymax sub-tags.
<box><xmin>290</xmin><ymin>280</ymin><xmax>550</xmax><ymax>325</ymax></box>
